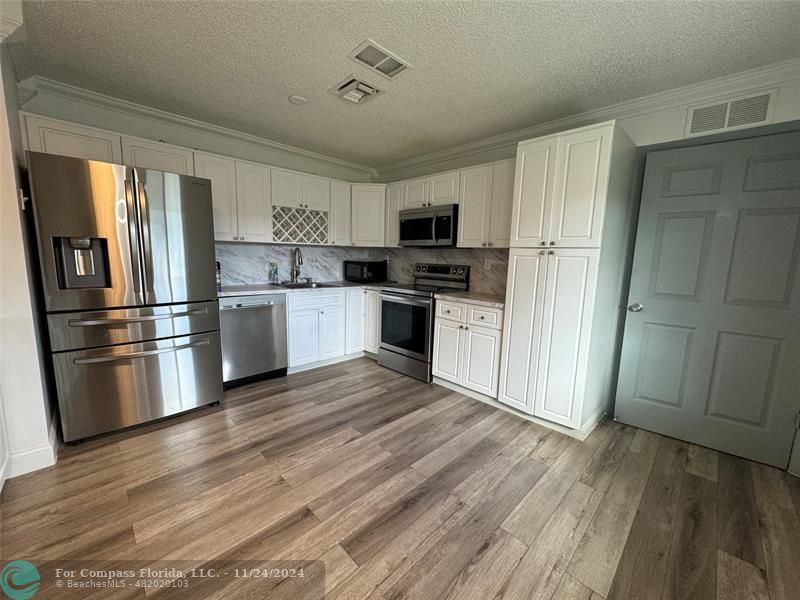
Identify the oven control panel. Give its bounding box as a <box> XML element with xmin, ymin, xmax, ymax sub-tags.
<box><xmin>414</xmin><ymin>263</ymin><xmax>469</xmax><ymax>280</ymax></box>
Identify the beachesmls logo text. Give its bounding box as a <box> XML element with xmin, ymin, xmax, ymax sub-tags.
<box><xmin>0</xmin><ymin>561</ymin><xmax>40</xmax><ymax>600</ymax></box>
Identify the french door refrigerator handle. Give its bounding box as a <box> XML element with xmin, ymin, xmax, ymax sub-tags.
<box><xmin>124</xmin><ymin>179</ymin><xmax>143</xmax><ymax>295</ymax></box>
<box><xmin>72</xmin><ymin>338</ymin><xmax>211</xmax><ymax>365</ymax></box>
<box><xmin>134</xmin><ymin>172</ymin><xmax>155</xmax><ymax>295</ymax></box>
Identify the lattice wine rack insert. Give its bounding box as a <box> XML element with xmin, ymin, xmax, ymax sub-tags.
<box><xmin>272</xmin><ymin>206</ymin><xmax>329</xmax><ymax>244</ymax></box>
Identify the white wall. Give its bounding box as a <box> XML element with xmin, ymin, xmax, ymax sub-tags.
<box><xmin>0</xmin><ymin>46</ymin><xmax>56</xmax><ymax>482</ymax></box>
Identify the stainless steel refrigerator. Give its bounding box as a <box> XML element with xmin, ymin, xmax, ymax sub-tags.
<box><xmin>27</xmin><ymin>152</ymin><xmax>223</xmax><ymax>443</ymax></box>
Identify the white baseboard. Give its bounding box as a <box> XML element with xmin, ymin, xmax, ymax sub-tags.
<box><xmin>432</xmin><ymin>378</ymin><xmax>605</xmax><ymax>441</ymax></box>
<box><xmin>0</xmin><ymin>449</ymin><xmax>9</xmax><ymax>493</ymax></box>
<box><xmin>287</xmin><ymin>351</ymin><xmax>366</xmax><ymax>374</ymax></box>
<box><xmin>7</xmin><ymin>415</ymin><xmax>58</xmax><ymax>478</ymax></box>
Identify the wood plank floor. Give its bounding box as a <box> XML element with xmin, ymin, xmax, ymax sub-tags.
<box><xmin>2</xmin><ymin>357</ymin><xmax>799</xmax><ymax>600</ymax></box>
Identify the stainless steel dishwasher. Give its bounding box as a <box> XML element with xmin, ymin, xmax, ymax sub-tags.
<box><xmin>219</xmin><ymin>293</ymin><xmax>288</xmax><ymax>387</ymax></box>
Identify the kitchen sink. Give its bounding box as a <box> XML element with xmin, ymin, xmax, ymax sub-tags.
<box><xmin>279</xmin><ymin>282</ymin><xmax>339</xmax><ymax>289</ymax></box>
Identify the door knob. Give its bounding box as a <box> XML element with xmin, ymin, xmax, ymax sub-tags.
<box><xmin>628</xmin><ymin>303</ymin><xmax>644</xmax><ymax>312</ymax></box>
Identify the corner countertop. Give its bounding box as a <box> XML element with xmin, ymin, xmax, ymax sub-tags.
<box><xmin>218</xmin><ymin>281</ymin><xmax>367</xmax><ymax>298</ymax></box>
<box><xmin>434</xmin><ymin>291</ymin><xmax>506</xmax><ymax>309</ymax></box>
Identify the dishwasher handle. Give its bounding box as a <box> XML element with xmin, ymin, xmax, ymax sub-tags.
<box><xmin>220</xmin><ymin>301</ymin><xmax>281</xmax><ymax>311</ymax></box>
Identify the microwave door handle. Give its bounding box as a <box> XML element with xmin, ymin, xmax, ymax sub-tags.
<box><xmin>431</xmin><ymin>214</ymin><xmax>437</xmax><ymax>241</ymax></box>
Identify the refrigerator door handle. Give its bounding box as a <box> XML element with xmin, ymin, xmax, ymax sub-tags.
<box><xmin>67</xmin><ymin>308</ymin><xmax>208</xmax><ymax>327</ymax></box>
<box><xmin>124</xmin><ymin>179</ymin><xmax>143</xmax><ymax>295</ymax></box>
<box><xmin>72</xmin><ymin>338</ymin><xmax>210</xmax><ymax>365</ymax></box>
<box><xmin>134</xmin><ymin>174</ymin><xmax>155</xmax><ymax>295</ymax></box>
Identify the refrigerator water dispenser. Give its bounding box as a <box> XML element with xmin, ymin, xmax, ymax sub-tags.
<box><xmin>54</xmin><ymin>237</ymin><xmax>110</xmax><ymax>289</ymax></box>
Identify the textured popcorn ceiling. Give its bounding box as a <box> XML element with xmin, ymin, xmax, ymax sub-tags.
<box><xmin>18</xmin><ymin>0</ymin><xmax>800</xmax><ymax>167</ymax></box>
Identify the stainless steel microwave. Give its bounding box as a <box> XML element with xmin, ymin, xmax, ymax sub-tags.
<box><xmin>399</xmin><ymin>204</ymin><xmax>458</xmax><ymax>247</ymax></box>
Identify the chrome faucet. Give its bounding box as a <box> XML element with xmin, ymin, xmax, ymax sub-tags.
<box><xmin>290</xmin><ymin>247</ymin><xmax>304</xmax><ymax>283</ymax></box>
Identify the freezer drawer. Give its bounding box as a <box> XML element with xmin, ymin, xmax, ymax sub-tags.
<box><xmin>52</xmin><ymin>332</ymin><xmax>223</xmax><ymax>442</ymax></box>
<box><xmin>47</xmin><ymin>301</ymin><xmax>219</xmax><ymax>352</ymax></box>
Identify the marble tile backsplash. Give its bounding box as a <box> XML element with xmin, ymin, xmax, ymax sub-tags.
<box><xmin>215</xmin><ymin>243</ymin><xmax>509</xmax><ymax>296</ymax></box>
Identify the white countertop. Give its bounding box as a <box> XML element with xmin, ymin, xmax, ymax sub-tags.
<box><xmin>218</xmin><ymin>281</ymin><xmax>366</xmax><ymax>297</ymax></box>
<box><xmin>435</xmin><ymin>291</ymin><xmax>505</xmax><ymax>309</ymax></box>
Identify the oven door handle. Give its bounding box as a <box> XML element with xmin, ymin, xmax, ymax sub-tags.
<box><xmin>380</xmin><ymin>293</ymin><xmax>432</xmax><ymax>308</ymax></box>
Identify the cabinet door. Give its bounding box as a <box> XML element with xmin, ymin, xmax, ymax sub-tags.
<box><xmin>489</xmin><ymin>159</ymin><xmax>515</xmax><ymax>248</ymax></box>
<box><xmin>402</xmin><ymin>178</ymin><xmax>428</xmax><ymax>209</ymax></box>
<box><xmin>288</xmin><ymin>309</ymin><xmax>319</xmax><ymax>367</ymax></box>
<box><xmin>498</xmin><ymin>249</ymin><xmax>549</xmax><ymax>414</ymax></box>
<box><xmin>352</xmin><ymin>185</ymin><xmax>385</xmax><ymax>247</ymax></box>
<box><xmin>384</xmin><ymin>184</ymin><xmax>402</xmax><ymax>247</ymax></box>
<box><xmin>510</xmin><ymin>137</ymin><xmax>557</xmax><ymax>247</ymax></box>
<box><xmin>236</xmin><ymin>161</ymin><xmax>272</xmax><ymax>243</ymax></box>
<box><xmin>346</xmin><ymin>290</ymin><xmax>365</xmax><ymax>354</ymax></box>
<box><xmin>303</xmin><ymin>175</ymin><xmax>331</xmax><ymax>212</ymax></box>
<box><xmin>533</xmin><ymin>248</ymin><xmax>599</xmax><ymax>428</ymax></box>
<box><xmin>462</xmin><ymin>325</ymin><xmax>502</xmax><ymax>397</ymax></box>
<box><xmin>194</xmin><ymin>152</ymin><xmax>237</xmax><ymax>241</ymax></box>
<box><xmin>23</xmin><ymin>114</ymin><xmax>122</xmax><ymax>163</ymax></box>
<box><xmin>331</xmin><ymin>182</ymin><xmax>352</xmax><ymax>246</ymax></box>
<box><xmin>364</xmin><ymin>291</ymin><xmax>380</xmax><ymax>354</ymax></box>
<box><xmin>319</xmin><ymin>307</ymin><xmax>346</xmax><ymax>360</ymax></box>
<box><xmin>457</xmin><ymin>165</ymin><xmax>493</xmax><ymax>248</ymax></box>
<box><xmin>549</xmin><ymin>126</ymin><xmax>612</xmax><ymax>248</ymax></box>
<box><xmin>432</xmin><ymin>320</ymin><xmax>463</xmax><ymax>384</ymax></box>
<box><xmin>429</xmin><ymin>170</ymin><xmax>460</xmax><ymax>206</ymax></box>
<box><xmin>271</xmin><ymin>169</ymin><xmax>303</xmax><ymax>208</ymax></box>
<box><xmin>121</xmin><ymin>136</ymin><xmax>194</xmax><ymax>175</ymax></box>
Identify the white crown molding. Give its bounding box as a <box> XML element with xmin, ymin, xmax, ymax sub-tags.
<box><xmin>17</xmin><ymin>76</ymin><xmax>377</xmax><ymax>178</ymax></box>
<box><xmin>0</xmin><ymin>16</ymin><xmax>23</xmax><ymax>41</ymax></box>
<box><xmin>376</xmin><ymin>57</ymin><xmax>800</xmax><ymax>181</ymax></box>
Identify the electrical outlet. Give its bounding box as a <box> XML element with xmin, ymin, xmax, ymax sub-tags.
<box><xmin>484</xmin><ymin>259</ymin><xmax>492</xmax><ymax>270</ymax></box>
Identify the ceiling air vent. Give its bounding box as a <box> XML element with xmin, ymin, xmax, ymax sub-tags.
<box><xmin>329</xmin><ymin>76</ymin><xmax>381</xmax><ymax>104</ymax></box>
<box><xmin>685</xmin><ymin>90</ymin><xmax>775</xmax><ymax>137</ymax></box>
<box><xmin>350</xmin><ymin>40</ymin><xmax>412</xmax><ymax>80</ymax></box>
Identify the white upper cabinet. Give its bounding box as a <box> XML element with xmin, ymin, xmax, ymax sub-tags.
<box><xmin>429</xmin><ymin>170</ymin><xmax>460</xmax><ymax>206</ymax></box>
<box><xmin>549</xmin><ymin>127</ymin><xmax>612</xmax><ymax>248</ymax></box>
<box><xmin>271</xmin><ymin>168</ymin><xmax>303</xmax><ymax>208</ymax></box>
<box><xmin>510</xmin><ymin>136</ymin><xmax>557</xmax><ymax>248</ymax></box>
<box><xmin>303</xmin><ymin>175</ymin><xmax>331</xmax><ymax>212</ymax></box>
<box><xmin>457</xmin><ymin>165</ymin><xmax>494</xmax><ymax>248</ymax></box>
<box><xmin>489</xmin><ymin>159</ymin><xmax>515</xmax><ymax>248</ymax></box>
<box><xmin>121</xmin><ymin>136</ymin><xmax>194</xmax><ymax>175</ymax></box>
<box><xmin>331</xmin><ymin>181</ymin><xmax>352</xmax><ymax>246</ymax></box>
<box><xmin>236</xmin><ymin>160</ymin><xmax>272</xmax><ymax>243</ymax></box>
<box><xmin>22</xmin><ymin>114</ymin><xmax>122</xmax><ymax>163</ymax></box>
<box><xmin>351</xmin><ymin>184</ymin><xmax>385</xmax><ymax>247</ymax></box>
<box><xmin>384</xmin><ymin>183</ymin><xmax>402</xmax><ymax>247</ymax></box>
<box><xmin>510</xmin><ymin>123</ymin><xmax>615</xmax><ymax>248</ymax></box>
<box><xmin>194</xmin><ymin>152</ymin><xmax>238</xmax><ymax>242</ymax></box>
<box><xmin>402</xmin><ymin>178</ymin><xmax>428</xmax><ymax>209</ymax></box>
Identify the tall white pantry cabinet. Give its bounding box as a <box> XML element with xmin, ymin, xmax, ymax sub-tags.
<box><xmin>498</xmin><ymin>121</ymin><xmax>636</xmax><ymax>433</ymax></box>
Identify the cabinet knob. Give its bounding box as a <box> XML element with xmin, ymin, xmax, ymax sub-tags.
<box><xmin>550</xmin><ymin>241</ymin><xmax>556</xmax><ymax>246</ymax></box>
<box><xmin>548</xmin><ymin>250</ymin><xmax>555</xmax><ymax>255</ymax></box>
<box><xmin>482</xmin><ymin>243</ymin><xmax>486</xmax><ymax>247</ymax></box>
<box><xmin>479</xmin><ymin>316</ymin><xmax>485</xmax><ymax>320</ymax></box>
<box><xmin>540</xmin><ymin>241</ymin><xmax>547</xmax><ymax>246</ymax></box>
<box><xmin>240</xmin><ymin>236</ymin><xmax>245</xmax><ymax>240</ymax></box>
<box><xmin>446</xmin><ymin>309</ymin><xmax>451</xmax><ymax>314</ymax></box>
<box><xmin>488</xmin><ymin>242</ymin><xmax>493</xmax><ymax>247</ymax></box>
<box><xmin>539</xmin><ymin>250</ymin><xmax>546</xmax><ymax>255</ymax></box>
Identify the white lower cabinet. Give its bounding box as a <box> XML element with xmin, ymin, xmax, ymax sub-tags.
<box><xmin>498</xmin><ymin>248</ymin><xmax>599</xmax><ymax>427</ymax></box>
<box><xmin>288</xmin><ymin>309</ymin><xmax>319</xmax><ymax>367</ymax></box>
<box><xmin>288</xmin><ymin>289</ymin><xmax>368</xmax><ymax>368</ymax></box>
<box><xmin>432</xmin><ymin>300</ymin><xmax>503</xmax><ymax>397</ymax></box>
<box><xmin>364</xmin><ymin>290</ymin><xmax>380</xmax><ymax>354</ymax></box>
<box><xmin>319</xmin><ymin>307</ymin><xmax>346</xmax><ymax>360</ymax></box>
<box><xmin>346</xmin><ymin>290</ymin><xmax>365</xmax><ymax>354</ymax></box>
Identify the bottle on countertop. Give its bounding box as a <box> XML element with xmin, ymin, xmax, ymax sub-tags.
<box><xmin>215</xmin><ymin>261</ymin><xmax>222</xmax><ymax>293</ymax></box>
<box><xmin>269</xmin><ymin>261</ymin><xmax>279</xmax><ymax>284</ymax></box>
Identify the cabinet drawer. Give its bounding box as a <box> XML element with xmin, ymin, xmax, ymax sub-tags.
<box><xmin>436</xmin><ymin>301</ymin><xmax>467</xmax><ymax>323</ymax></box>
<box><xmin>288</xmin><ymin>292</ymin><xmax>345</xmax><ymax>310</ymax></box>
<box><xmin>468</xmin><ymin>306</ymin><xmax>504</xmax><ymax>330</ymax></box>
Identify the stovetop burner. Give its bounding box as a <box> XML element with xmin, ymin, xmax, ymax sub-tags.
<box><xmin>378</xmin><ymin>263</ymin><xmax>470</xmax><ymax>298</ymax></box>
